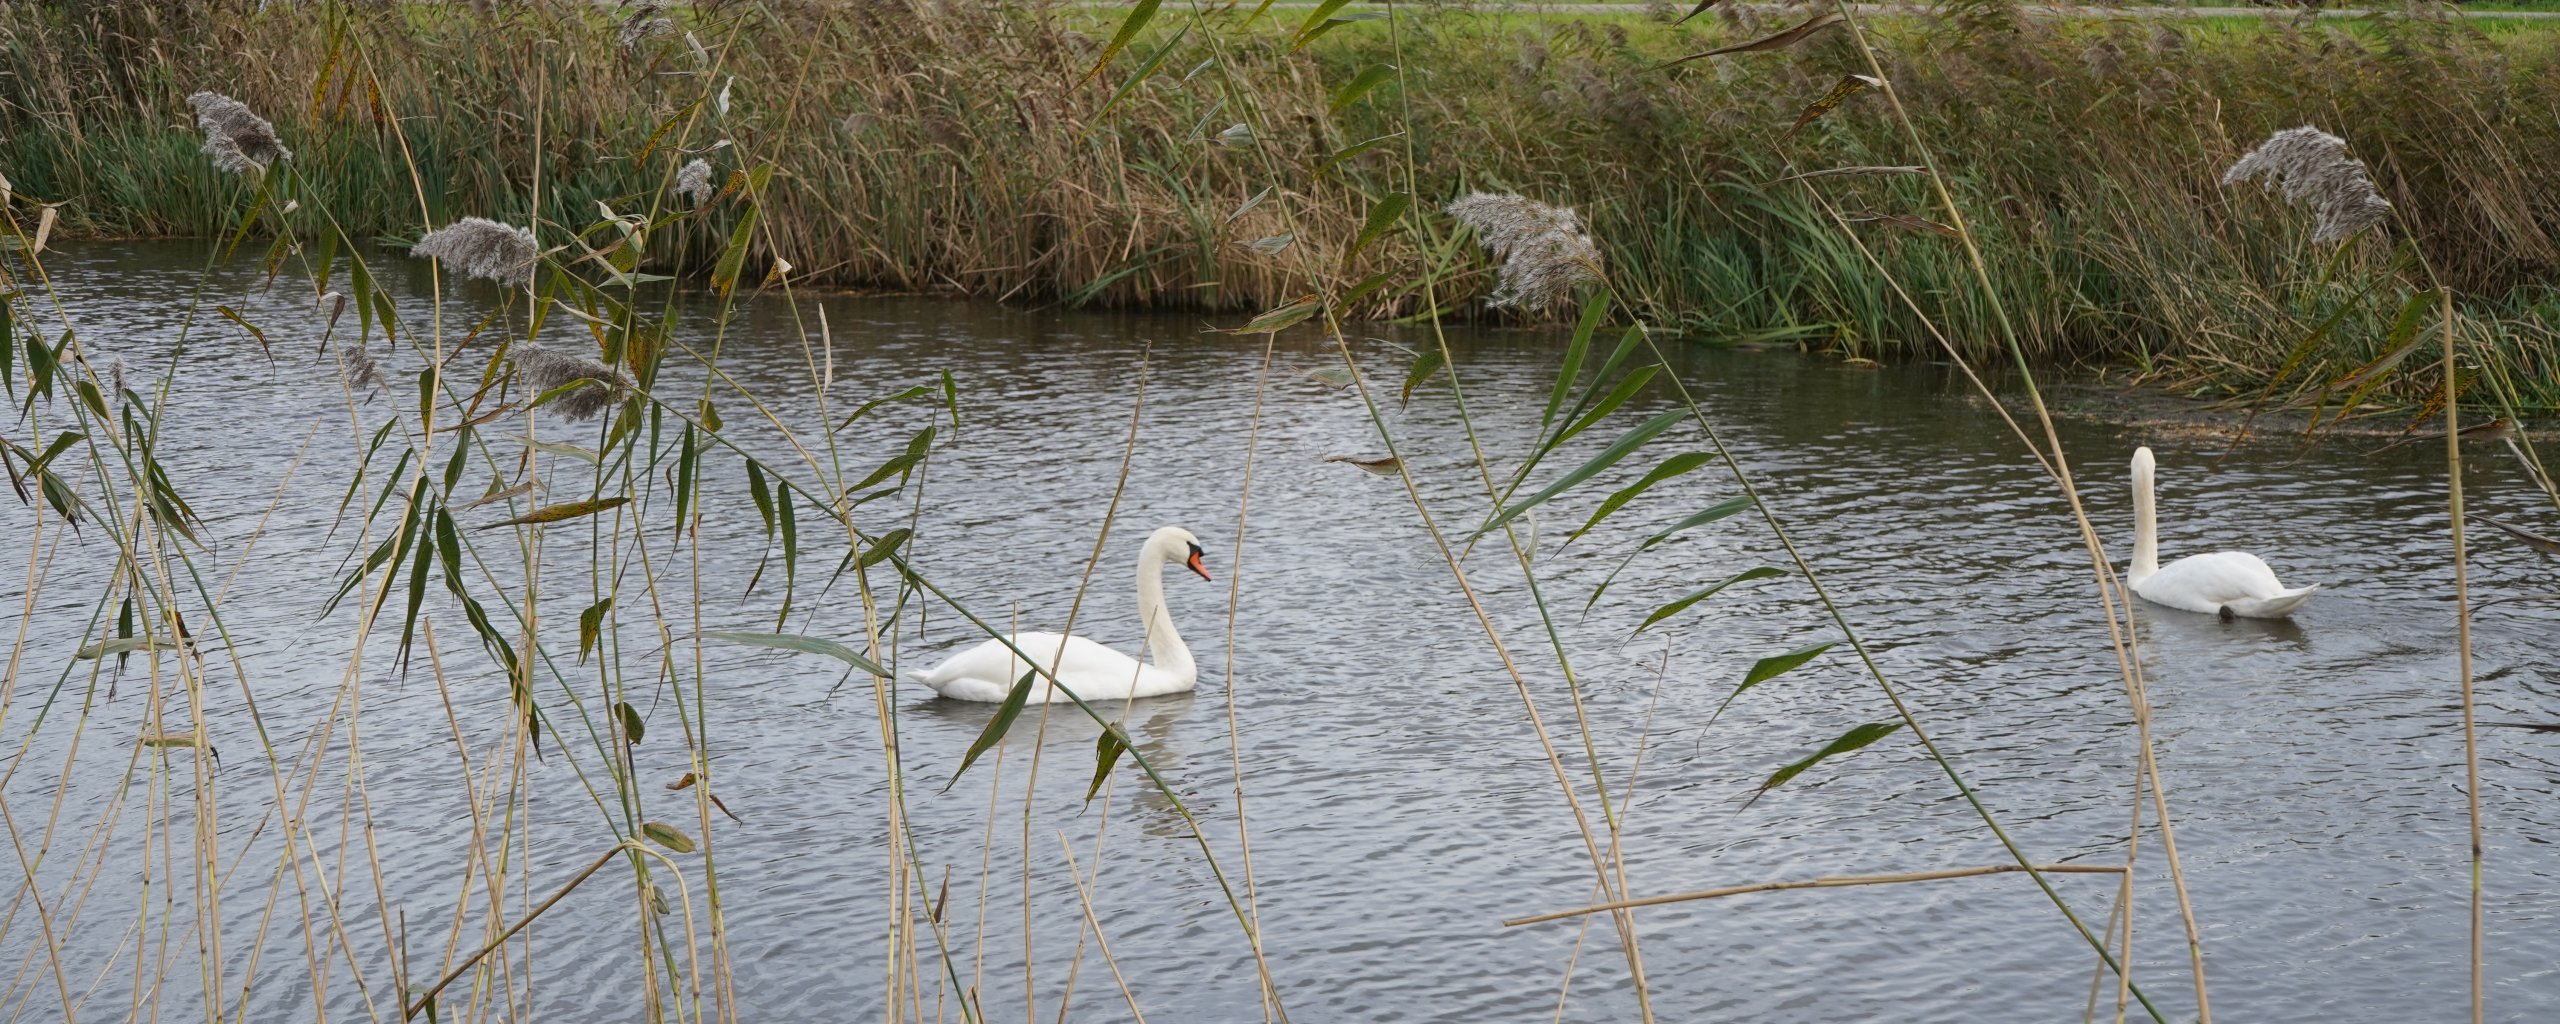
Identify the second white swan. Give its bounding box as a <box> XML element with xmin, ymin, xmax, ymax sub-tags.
<box><xmin>2128</xmin><ymin>446</ymin><xmax>2317</xmax><ymax>619</ymax></box>
<box><xmin>909</xmin><ymin>526</ymin><xmax>1211</xmax><ymax>702</ymax></box>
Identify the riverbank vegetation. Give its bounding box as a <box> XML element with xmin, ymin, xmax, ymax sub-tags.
<box><xmin>2</xmin><ymin>1</ymin><xmax>2558</xmax><ymax>401</ymax></box>
<box><xmin>0</xmin><ymin>1</ymin><xmax>2552</xmax><ymax>1022</ymax></box>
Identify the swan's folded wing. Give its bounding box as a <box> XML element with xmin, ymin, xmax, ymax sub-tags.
<box><xmin>2138</xmin><ymin>551</ymin><xmax>2290</xmax><ymax>610</ymax></box>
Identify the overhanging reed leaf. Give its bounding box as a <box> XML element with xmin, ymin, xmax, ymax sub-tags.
<box><xmin>1317</xmin><ymin>132</ymin><xmax>1404</xmax><ymax>177</ymax></box>
<box><xmin>1330</xmin><ymin>63</ymin><xmax>1399</xmax><ymax>114</ymax></box>
<box><xmin>1227</xmin><ymin>186</ymin><xmax>1273</xmax><ymax>223</ymax></box>
<box><xmin>1083</xmin><ymin>0</ymin><xmax>1162</xmax><ymax>86</ymax></box>
<box><xmin>1582</xmin><ymin>495</ymin><xmax>1756</xmax><ymax>614</ymax></box>
<box><xmin>858</xmin><ymin>527</ymin><xmax>912</xmax><ymax>571</ymax></box>
<box><xmin>214</xmin><ymin>305</ymin><xmax>272</xmax><ymax>358</ymax></box>
<box><xmin>640</xmin><ymin>821</ymin><xmax>696</xmax><ymax>854</ymax></box>
<box><xmin>1324</xmin><ymin>454</ymin><xmax>1400</xmax><ymax>475</ymax></box>
<box><xmin>578</xmin><ymin>597</ymin><xmax>613</xmax><ymax>662</ymax></box>
<box><xmin>615</xmin><ymin>701</ymin><xmax>644</xmax><ymax>745</ymax></box>
<box><xmin>1569</xmin><ymin>451</ymin><xmax>1715</xmax><ymax>543</ymax></box>
<box><xmin>1545</xmin><ymin>296</ymin><xmax>1612</xmax><ymax>429</ymax></box>
<box><xmin>711</xmin><ymin>204</ymin><xmax>759</xmax><ymax>296</ymax></box>
<box><xmin>1749</xmin><ymin>721</ymin><xmax>1903</xmax><ymax>806</ymax></box>
<box><xmin>1476</xmin><ymin>409</ymin><xmax>1686</xmax><ymax>539</ymax></box>
<box><xmin>1246</xmin><ymin>234</ymin><xmax>1295</xmax><ymax>255</ymax></box>
<box><xmin>1786</xmin><ymin>74</ymin><xmax>1880</xmax><ymax>138</ymax></box>
<box><xmin>1093</xmin><ymin>20</ymin><xmax>1192</xmax><ymax>123</ymax></box>
<box><xmin>1742</xmin><ymin>639</ymin><xmax>1838</xmax><ymax>689</ymax></box>
<box><xmin>1401</xmin><ymin>348</ymin><xmax>1443</xmax><ymax>407</ymax></box>
<box><xmin>1088</xmin><ymin>724</ymin><xmax>1130</xmax><ymax>803</ymax></box>
<box><xmin>1657</xmin><ymin>13</ymin><xmax>1841</xmax><ymax>69</ymax></box>
<box><xmin>948</xmin><ymin>670</ymin><xmax>1037</xmax><ymax>791</ymax></box>
<box><xmin>1677</xmin><ymin>0</ymin><xmax>1730</xmax><ymax>24</ymax></box>
<box><xmin>1347</xmin><ymin>192</ymin><xmax>1410</xmax><ymax>266</ymax></box>
<box><xmin>76</xmin><ymin>637</ymin><xmax>177</xmax><ymax>660</ymax></box>
<box><xmin>703</xmin><ymin>630</ymin><xmax>891</xmax><ymax>678</ymax></box>
<box><xmin>478</xmin><ymin>496</ymin><xmax>630</xmax><ymax>529</ymax></box>
<box><xmin>2479</xmin><ymin>516</ymin><xmax>2560</xmax><ymax>558</ymax></box>
<box><xmin>1637</xmin><ymin>566</ymin><xmax>1785</xmax><ymax>633</ymax></box>
<box><xmin>1231</xmin><ymin>295</ymin><xmax>1322</xmax><ymax>335</ymax></box>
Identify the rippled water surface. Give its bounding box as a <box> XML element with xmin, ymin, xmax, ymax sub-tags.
<box><xmin>5</xmin><ymin>243</ymin><xmax>2557</xmax><ymax>1022</ymax></box>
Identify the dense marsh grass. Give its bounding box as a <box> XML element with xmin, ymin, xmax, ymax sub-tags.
<box><xmin>0</xmin><ymin>1</ymin><xmax>2553</xmax><ymax>1023</ymax></box>
<box><xmin>3</xmin><ymin>1</ymin><xmax>2559</xmax><ymax>400</ymax></box>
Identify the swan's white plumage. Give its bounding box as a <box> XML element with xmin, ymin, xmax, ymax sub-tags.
<box><xmin>2128</xmin><ymin>447</ymin><xmax>2317</xmax><ymax>619</ymax></box>
<box><xmin>909</xmin><ymin>526</ymin><xmax>1207</xmax><ymax>702</ymax></box>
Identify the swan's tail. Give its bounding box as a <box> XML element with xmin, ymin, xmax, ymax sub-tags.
<box><xmin>2228</xmin><ymin>583</ymin><xmax>2318</xmax><ymax>619</ymax></box>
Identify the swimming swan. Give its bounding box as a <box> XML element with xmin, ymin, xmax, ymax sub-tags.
<box><xmin>910</xmin><ymin>526</ymin><xmax>1211</xmax><ymax>702</ymax></box>
<box><xmin>2128</xmin><ymin>446</ymin><xmax>2317</xmax><ymax>620</ymax></box>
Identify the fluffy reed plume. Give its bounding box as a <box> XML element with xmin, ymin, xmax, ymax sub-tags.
<box><xmin>184</xmin><ymin>91</ymin><xmax>289</xmax><ymax>174</ymax></box>
<box><xmin>675</xmin><ymin>158</ymin><xmax>714</xmax><ymax>208</ymax></box>
<box><xmin>2222</xmin><ymin>126</ymin><xmax>2394</xmax><ymax>245</ymax></box>
<box><xmin>515</xmin><ymin>343</ymin><xmax>634</xmax><ymax>421</ymax></box>
<box><xmin>1445</xmin><ymin>192</ymin><xmax>1603</xmax><ymax>311</ymax></box>
<box><xmin>616</xmin><ymin>1</ymin><xmax>674</xmax><ymax>51</ymax></box>
<box><xmin>341</xmin><ymin>344</ymin><xmax>387</xmax><ymax>394</ymax></box>
<box><xmin>411</xmin><ymin>217</ymin><xmax>539</xmax><ymax>286</ymax></box>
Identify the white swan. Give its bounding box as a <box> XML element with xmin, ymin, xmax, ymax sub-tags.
<box><xmin>2128</xmin><ymin>446</ymin><xmax>2317</xmax><ymax>619</ymax></box>
<box><xmin>909</xmin><ymin>526</ymin><xmax>1211</xmax><ymax>702</ymax></box>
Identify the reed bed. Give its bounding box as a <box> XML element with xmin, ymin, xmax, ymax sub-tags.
<box><xmin>2</xmin><ymin>1</ymin><xmax>2559</xmax><ymax>399</ymax></box>
<box><xmin>0</xmin><ymin>1</ymin><xmax>2551</xmax><ymax>1023</ymax></box>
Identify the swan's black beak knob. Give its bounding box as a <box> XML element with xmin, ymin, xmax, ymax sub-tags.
<box><xmin>1185</xmin><ymin>544</ymin><xmax>1211</xmax><ymax>582</ymax></box>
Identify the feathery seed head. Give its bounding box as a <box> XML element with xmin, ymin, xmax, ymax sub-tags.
<box><xmin>2221</xmin><ymin>126</ymin><xmax>2393</xmax><ymax>245</ymax></box>
<box><xmin>616</xmin><ymin>1</ymin><xmax>674</xmax><ymax>51</ymax></box>
<box><xmin>342</xmin><ymin>344</ymin><xmax>387</xmax><ymax>395</ymax></box>
<box><xmin>674</xmin><ymin>158</ymin><xmax>714</xmax><ymax>208</ymax></box>
<box><xmin>1445</xmin><ymin>192</ymin><xmax>1603</xmax><ymax>311</ymax></box>
<box><xmin>186</xmin><ymin>91</ymin><xmax>290</xmax><ymax>174</ymax></box>
<box><xmin>515</xmin><ymin>343</ymin><xmax>634</xmax><ymax>422</ymax></box>
<box><xmin>411</xmin><ymin>217</ymin><xmax>539</xmax><ymax>286</ymax></box>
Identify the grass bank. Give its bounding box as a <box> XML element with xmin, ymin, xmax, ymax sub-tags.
<box><xmin>2</xmin><ymin>1</ymin><xmax>2555</xmax><ymax>402</ymax></box>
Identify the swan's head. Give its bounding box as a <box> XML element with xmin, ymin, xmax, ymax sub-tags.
<box><xmin>2132</xmin><ymin>445</ymin><xmax>2155</xmax><ymax>477</ymax></box>
<box><xmin>1151</xmin><ymin>526</ymin><xmax>1211</xmax><ymax>582</ymax></box>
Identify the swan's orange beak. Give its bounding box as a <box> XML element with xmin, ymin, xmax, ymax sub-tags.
<box><xmin>1185</xmin><ymin>547</ymin><xmax>1212</xmax><ymax>582</ymax></box>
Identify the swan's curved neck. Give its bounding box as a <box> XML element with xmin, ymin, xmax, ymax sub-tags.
<box><xmin>2131</xmin><ymin>456</ymin><xmax>2159</xmax><ymax>583</ymax></box>
<box><xmin>1134</xmin><ymin>540</ymin><xmax>1195</xmax><ymax>684</ymax></box>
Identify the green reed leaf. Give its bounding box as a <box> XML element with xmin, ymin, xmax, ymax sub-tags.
<box><xmin>1636</xmin><ymin>566</ymin><xmax>1785</xmax><ymax>634</ymax></box>
<box><xmin>1347</xmin><ymin>192</ymin><xmax>1409</xmax><ymax>267</ymax></box>
<box><xmin>703</xmin><ymin>630</ymin><xmax>891</xmax><ymax>678</ymax></box>
<box><xmin>1544</xmin><ymin>295</ymin><xmax>1611</xmax><ymax>429</ymax></box>
<box><xmin>745</xmin><ymin>460</ymin><xmax>775</xmax><ymax>537</ymax></box>
<box><xmin>834</xmin><ymin>384</ymin><xmax>933</xmax><ymax>431</ymax></box>
<box><xmin>1095</xmin><ymin>20</ymin><xmax>1191</xmax><ymax>122</ymax></box>
<box><xmin>479</xmin><ymin>497</ymin><xmax>629</xmax><ymax>529</ymax></box>
<box><xmin>1292</xmin><ymin>0</ymin><xmax>1355</xmax><ymax>47</ymax></box>
<box><xmin>641</xmin><ymin>821</ymin><xmax>696</xmax><ymax>854</ymax></box>
<box><xmin>858</xmin><ymin>527</ymin><xmax>912</xmax><ymax>571</ymax></box>
<box><xmin>1401</xmin><ymin>348</ymin><xmax>1443</xmax><ymax>408</ymax></box>
<box><xmin>1657</xmin><ymin>12</ymin><xmax>1840</xmax><ymax>69</ymax></box>
<box><xmin>615</xmin><ymin>701</ymin><xmax>645</xmax><ymax>745</ymax></box>
<box><xmin>851</xmin><ymin>426</ymin><xmax>935</xmax><ymax>494</ymax></box>
<box><xmin>1330</xmin><ymin>63</ymin><xmax>1399</xmax><ymax>114</ymax></box>
<box><xmin>1583</xmin><ymin>495</ymin><xmax>1755</xmax><ymax>615</ymax></box>
<box><xmin>1232</xmin><ymin>295</ymin><xmax>1322</xmax><ymax>335</ymax></box>
<box><xmin>1569</xmin><ymin>451</ymin><xmax>1715</xmax><ymax>544</ymax></box>
<box><xmin>1749</xmin><ymin>720</ymin><xmax>1902</xmax><ymax>806</ymax></box>
<box><xmin>579</xmin><ymin>597</ymin><xmax>613</xmax><ymax>663</ymax></box>
<box><xmin>1085</xmin><ymin>0</ymin><xmax>1162</xmax><ymax>84</ymax></box>
<box><xmin>215</xmin><ymin>304</ymin><xmax>271</xmax><ymax>360</ymax></box>
<box><xmin>1088</xmin><ymin>723</ymin><xmax>1130</xmax><ymax>804</ymax></box>
<box><xmin>948</xmin><ymin>670</ymin><xmax>1037</xmax><ymax>792</ymax></box>
<box><xmin>76</xmin><ymin>637</ymin><xmax>177</xmax><ymax>660</ymax></box>
<box><xmin>1317</xmin><ymin>132</ymin><xmax>1403</xmax><ymax>178</ymax></box>
<box><xmin>711</xmin><ymin>203</ymin><xmax>760</xmax><ymax>297</ymax></box>
<box><xmin>1477</xmin><ymin>409</ymin><xmax>1685</xmax><ymax>540</ymax></box>
<box><xmin>1743</xmin><ymin>638</ymin><xmax>1837</xmax><ymax>689</ymax></box>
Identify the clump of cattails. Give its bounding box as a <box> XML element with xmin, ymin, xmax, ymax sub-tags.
<box><xmin>515</xmin><ymin>343</ymin><xmax>634</xmax><ymax>422</ymax></box>
<box><xmin>411</xmin><ymin>217</ymin><xmax>539</xmax><ymax>286</ymax></box>
<box><xmin>2222</xmin><ymin>126</ymin><xmax>2393</xmax><ymax>245</ymax></box>
<box><xmin>1445</xmin><ymin>192</ymin><xmax>1604</xmax><ymax>312</ymax></box>
<box><xmin>186</xmin><ymin>92</ymin><xmax>290</xmax><ymax>174</ymax></box>
<box><xmin>674</xmin><ymin>158</ymin><xmax>714</xmax><ymax>208</ymax></box>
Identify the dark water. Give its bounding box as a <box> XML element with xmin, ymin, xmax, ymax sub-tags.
<box><xmin>3</xmin><ymin>242</ymin><xmax>2556</xmax><ymax>1023</ymax></box>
